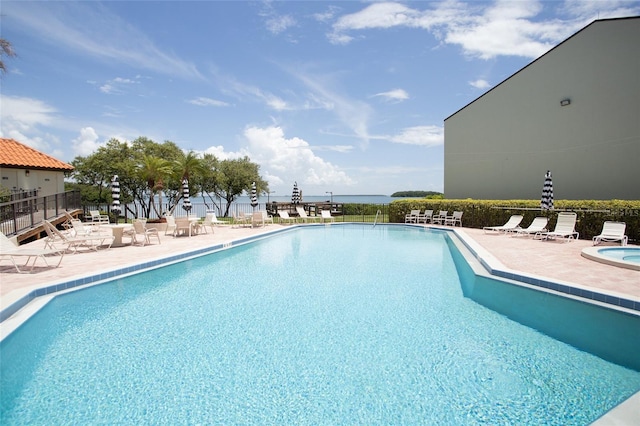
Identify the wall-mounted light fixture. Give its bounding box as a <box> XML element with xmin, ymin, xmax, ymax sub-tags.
<box><xmin>25</xmin><ymin>170</ymin><xmax>30</xmax><ymax>176</ymax></box>
<box><xmin>560</xmin><ymin>98</ymin><xmax>571</xmax><ymax>106</ymax></box>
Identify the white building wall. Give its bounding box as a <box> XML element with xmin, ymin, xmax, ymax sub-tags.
<box><xmin>444</xmin><ymin>18</ymin><xmax>640</xmax><ymax>200</ymax></box>
<box><xmin>0</xmin><ymin>167</ymin><xmax>66</xmax><ymax>196</ymax></box>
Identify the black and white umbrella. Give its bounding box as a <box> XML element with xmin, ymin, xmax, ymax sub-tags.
<box><xmin>250</xmin><ymin>182</ymin><xmax>258</xmax><ymax>210</ymax></box>
<box><xmin>291</xmin><ymin>181</ymin><xmax>300</xmax><ymax>205</ymax></box>
<box><xmin>541</xmin><ymin>170</ymin><xmax>554</xmax><ymax>210</ymax></box>
<box><xmin>111</xmin><ymin>175</ymin><xmax>121</xmax><ymax>215</ymax></box>
<box><xmin>182</xmin><ymin>178</ymin><xmax>192</xmax><ymax>212</ymax></box>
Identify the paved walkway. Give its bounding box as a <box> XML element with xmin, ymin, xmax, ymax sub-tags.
<box><xmin>2</xmin><ymin>223</ymin><xmax>638</xmax><ymax>315</ymax></box>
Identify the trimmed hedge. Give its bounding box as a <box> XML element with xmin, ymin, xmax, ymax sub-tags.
<box><xmin>390</xmin><ymin>199</ymin><xmax>640</xmax><ymax>244</ymax></box>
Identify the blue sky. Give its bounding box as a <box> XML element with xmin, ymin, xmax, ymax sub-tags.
<box><xmin>2</xmin><ymin>1</ymin><xmax>638</xmax><ymax>196</ymax></box>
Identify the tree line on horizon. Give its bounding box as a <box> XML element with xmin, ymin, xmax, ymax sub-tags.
<box><xmin>391</xmin><ymin>191</ymin><xmax>443</xmax><ymax>199</ymax></box>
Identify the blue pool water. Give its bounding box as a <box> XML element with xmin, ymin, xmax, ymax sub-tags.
<box><xmin>2</xmin><ymin>225</ymin><xmax>639</xmax><ymax>424</ymax></box>
<box><xmin>599</xmin><ymin>247</ymin><xmax>640</xmax><ymax>263</ymax></box>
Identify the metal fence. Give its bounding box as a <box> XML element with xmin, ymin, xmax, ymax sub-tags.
<box><xmin>0</xmin><ymin>190</ymin><xmax>82</xmax><ymax>236</ymax></box>
<box><xmin>84</xmin><ymin>202</ymin><xmax>392</xmax><ymax>224</ymax></box>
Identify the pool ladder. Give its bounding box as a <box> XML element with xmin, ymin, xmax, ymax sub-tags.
<box><xmin>373</xmin><ymin>210</ymin><xmax>382</xmax><ymax>228</ymax></box>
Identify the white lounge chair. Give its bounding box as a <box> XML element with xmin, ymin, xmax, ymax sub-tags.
<box><xmin>484</xmin><ymin>215</ymin><xmax>524</xmax><ymax>233</ymax></box>
<box><xmin>278</xmin><ymin>211</ymin><xmax>297</xmax><ymax>224</ymax></box>
<box><xmin>43</xmin><ymin>220</ymin><xmax>114</xmax><ymax>253</ymax></box>
<box><xmin>405</xmin><ymin>209</ymin><xmax>421</xmax><ymax>223</ymax></box>
<box><xmin>513</xmin><ymin>217</ymin><xmax>548</xmax><ymax>238</ymax></box>
<box><xmin>592</xmin><ymin>221</ymin><xmax>627</xmax><ymax>246</ymax></box>
<box><xmin>445</xmin><ymin>211</ymin><xmax>463</xmax><ymax>227</ymax></box>
<box><xmin>199</xmin><ymin>213</ymin><xmax>223</xmax><ymax>234</ymax></box>
<box><xmin>0</xmin><ymin>231</ymin><xmax>65</xmax><ymax>273</ymax></box>
<box><xmin>536</xmin><ymin>212</ymin><xmax>579</xmax><ymax>242</ymax></box>
<box><xmin>321</xmin><ymin>210</ymin><xmax>334</xmax><ymax>223</ymax></box>
<box><xmin>296</xmin><ymin>206</ymin><xmax>321</xmax><ymax>222</ymax></box>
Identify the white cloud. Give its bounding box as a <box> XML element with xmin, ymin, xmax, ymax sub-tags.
<box><xmin>469</xmin><ymin>79</ymin><xmax>491</xmax><ymax>89</ymax></box>
<box><xmin>266</xmin><ymin>15</ymin><xmax>297</xmax><ymax>34</ymax></box>
<box><xmin>313</xmin><ymin>6</ymin><xmax>341</xmax><ymax>23</ymax></box>
<box><xmin>327</xmin><ymin>0</ymin><xmax>639</xmax><ymax>59</ymax></box>
<box><xmin>372</xmin><ymin>88</ymin><xmax>409</xmax><ymax>102</ymax></box>
<box><xmin>388</xmin><ymin>125</ymin><xmax>444</xmax><ymax>147</ymax></box>
<box><xmin>242</xmin><ymin>126</ymin><xmax>355</xmax><ymax>188</ymax></box>
<box><xmin>0</xmin><ymin>95</ymin><xmax>59</xmax><ymax>152</ymax></box>
<box><xmin>72</xmin><ymin>127</ymin><xmax>103</xmax><ymax>157</ymax></box>
<box><xmin>187</xmin><ymin>97</ymin><xmax>230</xmax><ymax>107</ymax></box>
<box><xmin>288</xmin><ymin>70</ymin><xmax>373</xmax><ymax>147</ymax></box>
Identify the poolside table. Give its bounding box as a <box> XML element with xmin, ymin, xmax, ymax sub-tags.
<box><xmin>100</xmin><ymin>224</ymin><xmax>133</xmax><ymax>247</ymax></box>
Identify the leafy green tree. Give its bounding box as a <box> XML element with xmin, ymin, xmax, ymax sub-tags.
<box><xmin>215</xmin><ymin>157</ymin><xmax>267</xmax><ymax>217</ymax></box>
<box><xmin>70</xmin><ymin>139</ymin><xmax>137</xmax><ymax>209</ymax></box>
<box><xmin>199</xmin><ymin>153</ymin><xmax>223</xmax><ymax>212</ymax></box>
<box><xmin>69</xmin><ymin>137</ymin><xmax>267</xmax><ymax>218</ymax></box>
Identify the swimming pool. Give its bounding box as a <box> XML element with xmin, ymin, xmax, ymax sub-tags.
<box><xmin>2</xmin><ymin>225</ymin><xmax>639</xmax><ymax>424</ymax></box>
<box><xmin>582</xmin><ymin>246</ymin><xmax>640</xmax><ymax>271</ymax></box>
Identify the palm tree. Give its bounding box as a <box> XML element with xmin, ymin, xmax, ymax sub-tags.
<box><xmin>172</xmin><ymin>151</ymin><xmax>205</xmax><ymax>211</ymax></box>
<box><xmin>138</xmin><ymin>155</ymin><xmax>173</xmax><ymax>218</ymax></box>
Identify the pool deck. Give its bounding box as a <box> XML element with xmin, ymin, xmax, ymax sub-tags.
<box><xmin>1</xmin><ymin>222</ymin><xmax>639</xmax><ymax>315</ymax></box>
<box><xmin>1</xmin><ymin>222</ymin><xmax>638</xmax><ymax>424</ymax></box>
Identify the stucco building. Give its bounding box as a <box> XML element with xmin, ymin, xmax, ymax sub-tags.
<box><xmin>444</xmin><ymin>17</ymin><xmax>639</xmax><ymax>200</ymax></box>
<box><xmin>0</xmin><ymin>138</ymin><xmax>74</xmax><ymax>198</ymax></box>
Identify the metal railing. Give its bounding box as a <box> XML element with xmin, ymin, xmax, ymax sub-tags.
<box><xmin>0</xmin><ymin>190</ymin><xmax>82</xmax><ymax>236</ymax></box>
<box><xmin>83</xmin><ymin>202</ymin><xmax>391</xmax><ymax>224</ymax></box>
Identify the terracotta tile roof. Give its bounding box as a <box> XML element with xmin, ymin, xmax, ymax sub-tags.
<box><xmin>0</xmin><ymin>138</ymin><xmax>74</xmax><ymax>171</ymax></box>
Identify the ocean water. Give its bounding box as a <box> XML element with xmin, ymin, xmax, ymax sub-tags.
<box><xmin>207</xmin><ymin>194</ymin><xmax>400</xmax><ymax>204</ymax></box>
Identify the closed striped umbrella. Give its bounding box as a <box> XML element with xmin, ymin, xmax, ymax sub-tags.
<box><xmin>111</xmin><ymin>175</ymin><xmax>121</xmax><ymax>215</ymax></box>
<box><xmin>250</xmin><ymin>182</ymin><xmax>258</xmax><ymax>209</ymax></box>
<box><xmin>541</xmin><ymin>170</ymin><xmax>554</xmax><ymax>210</ymax></box>
<box><xmin>182</xmin><ymin>178</ymin><xmax>192</xmax><ymax>212</ymax></box>
<box><xmin>291</xmin><ymin>181</ymin><xmax>301</xmax><ymax>205</ymax></box>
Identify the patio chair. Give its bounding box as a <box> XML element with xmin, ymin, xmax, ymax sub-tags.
<box><xmin>483</xmin><ymin>215</ymin><xmax>524</xmax><ymax>233</ymax></box>
<box><xmin>0</xmin><ymin>231</ymin><xmax>65</xmax><ymax>273</ymax></box>
<box><xmin>278</xmin><ymin>211</ymin><xmax>297</xmax><ymax>224</ymax></box>
<box><xmin>165</xmin><ymin>215</ymin><xmax>177</xmax><ymax>236</ymax></box>
<box><xmin>43</xmin><ymin>220</ymin><xmax>114</xmax><ymax>253</ymax></box>
<box><xmin>404</xmin><ymin>209</ymin><xmax>421</xmax><ymax>223</ymax></box>
<box><xmin>445</xmin><ymin>211</ymin><xmax>463</xmax><ymax>227</ymax></box>
<box><xmin>418</xmin><ymin>209</ymin><xmax>433</xmax><ymax>224</ymax></box>
<box><xmin>432</xmin><ymin>210</ymin><xmax>449</xmax><ymax>225</ymax></box>
<box><xmin>251</xmin><ymin>211</ymin><xmax>264</xmax><ymax>228</ymax></box>
<box><xmin>512</xmin><ymin>217</ymin><xmax>548</xmax><ymax>238</ymax></box>
<box><xmin>174</xmin><ymin>217</ymin><xmax>197</xmax><ymax>237</ymax></box>
<box><xmin>261</xmin><ymin>210</ymin><xmax>274</xmax><ymax>225</ymax></box>
<box><xmin>233</xmin><ymin>211</ymin><xmax>251</xmax><ymax>227</ymax></box>
<box><xmin>321</xmin><ymin>210</ymin><xmax>335</xmax><ymax>223</ymax></box>
<box><xmin>87</xmin><ymin>210</ymin><xmax>110</xmax><ymax>224</ymax></box>
<box><xmin>131</xmin><ymin>219</ymin><xmax>161</xmax><ymax>246</ymax></box>
<box><xmin>535</xmin><ymin>212</ymin><xmax>579</xmax><ymax>242</ymax></box>
<box><xmin>592</xmin><ymin>221</ymin><xmax>627</xmax><ymax>246</ymax></box>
